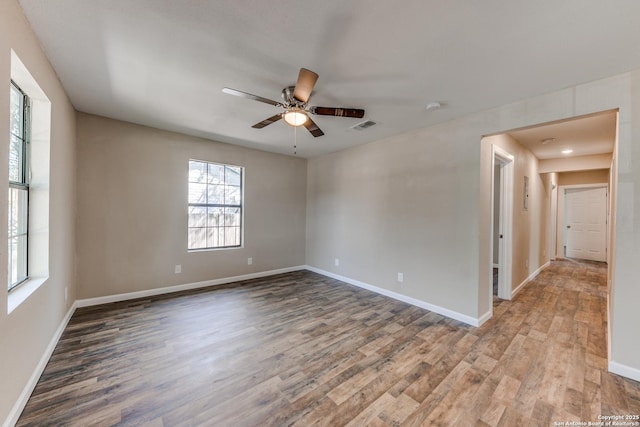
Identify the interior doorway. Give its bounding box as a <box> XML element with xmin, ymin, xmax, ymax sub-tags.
<box><xmin>480</xmin><ymin>109</ymin><xmax>617</xmax><ymax>332</ymax></box>
<box><xmin>559</xmin><ymin>185</ymin><xmax>608</xmax><ymax>262</ymax></box>
<box><xmin>491</xmin><ymin>145</ymin><xmax>514</xmax><ymax>301</ymax></box>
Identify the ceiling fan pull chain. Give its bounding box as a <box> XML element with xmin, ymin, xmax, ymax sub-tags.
<box><xmin>294</xmin><ymin>124</ymin><xmax>297</xmax><ymax>155</ymax></box>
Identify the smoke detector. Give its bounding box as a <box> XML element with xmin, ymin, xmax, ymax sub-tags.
<box><xmin>425</xmin><ymin>102</ymin><xmax>442</xmax><ymax>111</ymax></box>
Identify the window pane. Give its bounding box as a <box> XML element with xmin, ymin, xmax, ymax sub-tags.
<box><xmin>208</xmin><ymin>207</ymin><xmax>223</xmax><ymax>227</ymax></box>
<box><xmin>10</xmin><ymin>85</ymin><xmax>23</xmax><ymax>138</ymax></box>
<box><xmin>207</xmin><ymin>184</ymin><xmax>224</xmax><ymax>205</ymax></box>
<box><xmin>206</xmin><ymin>227</ymin><xmax>220</xmax><ymax>248</ymax></box>
<box><xmin>8</xmin><ymin>235</ymin><xmax>27</xmax><ymax>289</ymax></box>
<box><xmin>188</xmin><ymin>160</ymin><xmax>207</xmax><ymax>183</ymax></box>
<box><xmin>8</xmin><ymin>189</ymin><xmax>16</xmax><ymax>237</ymax></box>
<box><xmin>9</xmin><ymin>134</ymin><xmax>23</xmax><ymax>183</ymax></box>
<box><xmin>225</xmin><ymin>166</ymin><xmax>241</xmax><ymax>186</ymax></box>
<box><xmin>8</xmin><ymin>237</ymin><xmax>17</xmax><ymax>288</ymax></box>
<box><xmin>224</xmin><ymin>207</ymin><xmax>241</xmax><ymax>227</ymax></box>
<box><xmin>234</xmin><ymin>227</ymin><xmax>241</xmax><ymax>246</ymax></box>
<box><xmin>188</xmin><ymin>182</ymin><xmax>207</xmax><ymax>204</ymax></box>
<box><xmin>188</xmin><ymin>206</ymin><xmax>206</xmax><ymax>227</ymax></box>
<box><xmin>225</xmin><ymin>186</ymin><xmax>240</xmax><ymax>205</ymax></box>
<box><xmin>188</xmin><ymin>228</ymin><xmax>207</xmax><ymax>249</ymax></box>
<box><xmin>224</xmin><ymin>227</ymin><xmax>240</xmax><ymax>247</ymax></box>
<box><xmin>208</xmin><ymin>163</ymin><xmax>224</xmax><ymax>184</ymax></box>
<box><xmin>8</xmin><ymin>188</ymin><xmax>28</xmax><ymax>237</ymax></box>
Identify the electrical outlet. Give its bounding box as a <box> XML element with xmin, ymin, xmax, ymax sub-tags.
<box><xmin>175</xmin><ymin>264</ymin><xmax>182</xmax><ymax>274</ymax></box>
<box><xmin>397</xmin><ymin>272</ymin><xmax>404</xmax><ymax>283</ymax></box>
<box><xmin>335</xmin><ymin>258</ymin><xmax>340</xmax><ymax>267</ymax></box>
<box><xmin>248</xmin><ymin>257</ymin><xmax>253</xmax><ymax>265</ymax></box>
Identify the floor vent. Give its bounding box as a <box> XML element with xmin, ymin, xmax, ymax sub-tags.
<box><xmin>350</xmin><ymin>120</ymin><xmax>376</xmax><ymax>131</ymax></box>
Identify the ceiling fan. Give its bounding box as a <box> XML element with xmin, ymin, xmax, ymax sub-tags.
<box><xmin>222</xmin><ymin>68</ymin><xmax>365</xmax><ymax>137</ymax></box>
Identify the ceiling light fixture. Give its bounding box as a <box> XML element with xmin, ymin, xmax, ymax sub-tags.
<box><xmin>283</xmin><ymin>109</ymin><xmax>308</xmax><ymax>127</ymax></box>
<box><xmin>562</xmin><ymin>149</ymin><xmax>574</xmax><ymax>154</ymax></box>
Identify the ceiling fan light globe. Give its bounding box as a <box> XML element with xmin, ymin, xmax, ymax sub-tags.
<box><xmin>284</xmin><ymin>111</ymin><xmax>308</xmax><ymax>127</ymax></box>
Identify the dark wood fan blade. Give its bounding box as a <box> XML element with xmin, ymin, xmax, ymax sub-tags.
<box><xmin>222</xmin><ymin>87</ymin><xmax>283</xmax><ymax>107</ymax></box>
<box><xmin>303</xmin><ymin>117</ymin><xmax>324</xmax><ymax>137</ymax></box>
<box><xmin>293</xmin><ymin>68</ymin><xmax>318</xmax><ymax>103</ymax></box>
<box><xmin>310</xmin><ymin>107</ymin><xmax>365</xmax><ymax>118</ymax></box>
<box><xmin>252</xmin><ymin>114</ymin><xmax>283</xmax><ymax>129</ymax></box>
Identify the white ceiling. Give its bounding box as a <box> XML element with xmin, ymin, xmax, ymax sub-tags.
<box><xmin>17</xmin><ymin>1</ymin><xmax>640</xmax><ymax>158</ymax></box>
<box><xmin>508</xmin><ymin>110</ymin><xmax>617</xmax><ymax>160</ymax></box>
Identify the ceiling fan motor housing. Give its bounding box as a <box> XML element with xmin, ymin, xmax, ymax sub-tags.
<box><xmin>282</xmin><ymin>86</ymin><xmax>304</xmax><ymax>107</ymax></box>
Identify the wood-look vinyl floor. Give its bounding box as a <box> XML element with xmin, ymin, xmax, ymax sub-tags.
<box><xmin>17</xmin><ymin>259</ymin><xmax>640</xmax><ymax>426</ymax></box>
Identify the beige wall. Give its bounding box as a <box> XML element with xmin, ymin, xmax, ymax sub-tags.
<box><xmin>76</xmin><ymin>113</ymin><xmax>307</xmax><ymax>299</ymax></box>
<box><xmin>612</xmin><ymin>72</ymin><xmax>640</xmax><ymax>376</ymax></box>
<box><xmin>558</xmin><ymin>169</ymin><xmax>610</xmax><ymax>186</ymax></box>
<box><xmin>539</xmin><ymin>153</ymin><xmax>612</xmax><ymax>173</ymax></box>
<box><xmin>308</xmin><ymin>70</ymin><xmax>640</xmax><ymax>378</ymax></box>
<box><xmin>0</xmin><ymin>0</ymin><xmax>77</xmax><ymax>424</ymax></box>
<box><xmin>307</xmin><ymin>122</ymin><xmax>482</xmax><ymax>320</ymax></box>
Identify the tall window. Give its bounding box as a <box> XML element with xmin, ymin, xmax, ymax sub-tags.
<box><xmin>188</xmin><ymin>160</ymin><xmax>243</xmax><ymax>250</ymax></box>
<box><xmin>8</xmin><ymin>82</ymin><xmax>30</xmax><ymax>290</ymax></box>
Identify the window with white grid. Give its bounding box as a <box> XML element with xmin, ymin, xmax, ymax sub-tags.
<box><xmin>188</xmin><ymin>160</ymin><xmax>243</xmax><ymax>250</ymax></box>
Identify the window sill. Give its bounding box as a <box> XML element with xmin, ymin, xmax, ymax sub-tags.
<box><xmin>8</xmin><ymin>276</ymin><xmax>48</xmax><ymax>314</ymax></box>
<box><xmin>188</xmin><ymin>245</ymin><xmax>243</xmax><ymax>253</ymax></box>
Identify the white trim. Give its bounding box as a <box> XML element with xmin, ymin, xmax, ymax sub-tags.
<box><xmin>607</xmin><ymin>286</ymin><xmax>612</xmax><ymax>362</ymax></box>
<box><xmin>492</xmin><ymin>263</ymin><xmax>500</xmax><ymax>269</ymax></box>
<box><xmin>3</xmin><ymin>301</ymin><xmax>77</xmax><ymax>427</ymax></box>
<box><xmin>7</xmin><ymin>277</ymin><xmax>48</xmax><ymax>314</ymax></box>
<box><xmin>305</xmin><ymin>266</ymin><xmax>481</xmax><ymax>327</ymax></box>
<box><xmin>491</xmin><ymin>145</ymin><xmax>514</xmax><ymax>302</ymax></box>
<box><xmin>76</xmin><ymin>266</ymin><xmax>306</xmax><ymax>307</ymax></box>
<box><xmin>512</xmin><ymin>261</ymin><xmax>550</xmax><ymax>298</ymax></box>
<box><xmin>477</xmin><ymin>310</ymin><xmax>492</xmax><ymax>327</ymax></box>
<box><xmin>609</xmin><ymin>360</ymin><xmax>640</xmax><ymax>383</ymax></box>
<box><xmin>550</xmin><ymin>178</ymin><xmax>558</xmax><ymax>260</ymax></box>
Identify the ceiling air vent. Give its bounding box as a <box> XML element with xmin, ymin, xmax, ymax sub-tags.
<box><xmin>350</xmin><ymin>120</ymin><xmax>376</xmax><ymax>131</ymax></box>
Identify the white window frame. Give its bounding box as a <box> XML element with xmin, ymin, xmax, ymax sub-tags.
<box><xmin>187</xmin><ymin>159</ymin><xmax>244</xmax><ymax>250</ymax></box>
<box><xmin>8</xmin><ymin>81</ymin><xmax>30</xmax><ymax>291</ymax></box>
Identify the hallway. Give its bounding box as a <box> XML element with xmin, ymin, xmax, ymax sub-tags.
<box><xmin>483</xmin><ymin>258</ymin><xmax>639</xmax><ymax>425</ymax></box>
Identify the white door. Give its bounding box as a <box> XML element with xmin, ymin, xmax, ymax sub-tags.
<box><xmin>565</xmin><ymin>187</ymin><xmax>607</xmax><ymax>262</ymax></box>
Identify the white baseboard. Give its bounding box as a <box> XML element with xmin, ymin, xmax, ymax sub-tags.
<box><xmin>304</xmin><ymin>265</ymin><xmax>481</xmax><ymax>327</ymax></box>
<box><xmin>3</xmin><ymin>301</ymin><xmax>78</xmax><ymax>427</ymax></box>
<box><xmin>477</xmin><ymin>310</ymin><xmax>492</xmax><ymax>327</ymax></box>
<box><xmin>609</xmin><ymin>360</ymin><xmax>640</xmax><ymax>383</ymax></box>
<box><xmin>512</xmin><ymin>261</ymin><xmax>550</xmax><ymax>299</ymax></box>
<box><xmin>76</xmin><ymin>266</ymin><xmax>306</xmax><ymax>307</ymax></box>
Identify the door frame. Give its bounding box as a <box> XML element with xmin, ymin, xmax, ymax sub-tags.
<box><xmin>549</xmin><ymin>178</ymin><xmax>558</xmax><ymax>261</ymax></box>
<box><xmin>490</xmin><ymin>145</ymin><xmax>514</xmax><ymax>302</ymax></box>
<box><xmin>556</xmin><ymin>183</ymin><xmax>608</xmax><ymax>260</ymax></box>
